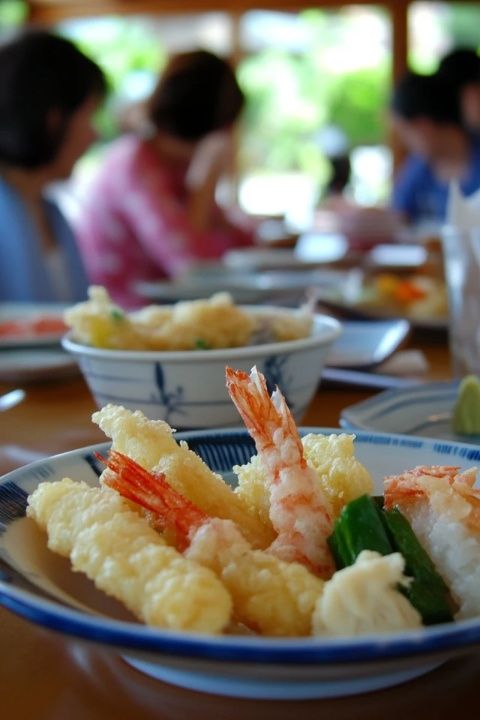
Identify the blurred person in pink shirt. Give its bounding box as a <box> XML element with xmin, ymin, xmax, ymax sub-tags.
<box><xmin>76</xmin><ymin>50</ymin><xmax>255</xmax><ymax>308</ymax></box>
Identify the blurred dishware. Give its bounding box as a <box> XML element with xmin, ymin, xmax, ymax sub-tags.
<box><xmin>0</xmin><ymin>303</ymin><xmax>67</xmax><ymax>348</ymax></box>
<box><xmin>314</xmin><ymin>206</ymin><xmax>403</xmax><ymax>251</ymax></box>
<box><xmin>326</xmin><ymin>319</ymin><xmax>410</xmax><ymax>370</ymax></box>
<box><xmin>2</xmin><ymin>427</ymin><xmax>480</xmax><ymax>699</ymax></box>
<box><xmin>340</xmin><ymin>379</ymin><xmax>480</xmax><ymax>443</ymax></box>
<box><xmin>322</xmin><ymin>367</ymin><xmax>423</xmax><ymax>390</ymax></box>
<box><xmin>314</xmin><ymin>270</ymin><xmax>448</xmax><ymax>329</ymax></box>
<box><xmin>223</xmin><ymin>247</ymin><xmax>313</xmax><ymax>271</ymax></box>
<box><xmin>291</xmin><ymin>232</ymin><xmax>349</xmax><ymax>264</ymax></box>
<box><xmin>62</xmin><ymin>308</ymin><xmax>341</xmax><ymax>428</ymax></box>
<box><xmin>366</xmin><ymin>243</ymin><xmax>428</xmax><ymax>270</ymax></box>
<box><xmin>0</xmin><ymin>349</ymin><xmax>78</xmax><ymax>383</ymax></box>
<box><xmin>0</xmin><ymin>388</ymin><xmax>25</xmax><ymax>411</ymax></box>
<box><xmin>135</xmin><ymin>266</ymin><xmax>350</xmax><ymax>305</ymax></box>
<box><xmin>442</xmin><ymin>225</ymin><xmax>480</xmax><ymax>377</ymax></box>
<box><xmin>254</xmin><ymin>216</ymin><xmax>299</xmax><ymax>247</ymax></box>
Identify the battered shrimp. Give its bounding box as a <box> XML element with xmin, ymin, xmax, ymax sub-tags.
<box><xmin>27</xmin><ymin>478</ymin><xmax>232</xmax><ymax>633</ymax></box>
<box><xmin>104</xmin><ymin>451</ymin><xmax>325</xmax><ymax>637</ymax></box>
<box><xmin>225</xmin><ymin>366</ymin><xmax>334</xmax><ymax>578</ymax></box>
<box><xmin>384</xmin><ymin>464</ymin><xmax>480</xmax><ymax>618</ymax></box>
<box><xmin>93</xmin><ymin>404</ymin><xmax>275</xmax><ymax>549</ymax></box>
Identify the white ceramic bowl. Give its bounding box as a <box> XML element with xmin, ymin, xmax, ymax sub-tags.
<box><xmin>61</xmin><ymin>308</ymin><xmax>341</xmax><ymax>429</ymax></box>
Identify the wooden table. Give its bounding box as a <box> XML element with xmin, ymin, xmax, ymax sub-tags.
<box><xmin>2</xmin><ymin>329</ymin><xmax>477</xmax><ymax>720</ymax></box>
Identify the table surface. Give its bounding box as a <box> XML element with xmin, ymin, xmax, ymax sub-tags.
<box><xmin>2</xmin><ymin>328</ymin><xmax>478</xmax><ymax>719</ymax></box>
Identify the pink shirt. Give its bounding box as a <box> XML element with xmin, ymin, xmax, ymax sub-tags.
<box><xmin>76</xmin><ymin>135</ymin><xmax>254</xmax><ymax>308</ymax></box>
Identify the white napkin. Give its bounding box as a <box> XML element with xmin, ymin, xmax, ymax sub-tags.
<box><xmin>376</xmin><ymin>349</ymin><xmax>429</xmax><ymax>377</ymax></box>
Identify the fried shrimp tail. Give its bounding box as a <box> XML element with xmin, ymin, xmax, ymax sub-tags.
<box><xmin>93</xmin><ymin>404</ymin><xmax>274</xmax><ymax>549</ymax></box>
<box><xmin>226</xmin><ymin>365</ymin><xmax>334</xmax><ymax>577</ymax></box>
<box><xmin>104</xmin><ymin>451</ymin><xmax>325</xmax><ymax>636</ymax></box>
<box><xmin>27</xmin><ymin>478</ymin><xmax>232</xmax><ymax>633</ymax></box>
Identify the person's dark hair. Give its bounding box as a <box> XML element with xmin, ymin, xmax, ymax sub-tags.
<box><xmin>147</xmin><ymin>49</ymin><xmax>245</xmax><ymax>141</ymax></box>
<box><xmin>326</xmin><ymin>154</ymin><xmax>351</xmax><ymax>195</ymax></box>
<box><xmin>391</xmin><ymin>70</ymin><xmax>462</xmax><ymax>126</ymax></box>
<box><xmin>0</xmin><ymin>29</ymin><xmax>107</xmax><ymax>168</ymax></box>
<box><xmin>438</xmin><ymin>47</ymin><xmax>480</xmax><ymax>88</ymax></box>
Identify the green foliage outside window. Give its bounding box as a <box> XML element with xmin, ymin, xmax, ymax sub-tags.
<box><xmin>0</xmin><ymin>0</ymin><xmax>27</xmax><ymax>27</ymax></box>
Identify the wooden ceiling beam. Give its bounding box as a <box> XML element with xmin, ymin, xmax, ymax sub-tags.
<box><xmin>26</xmin><ymin>0</ymin><xmax>410</xmax><ymax>24</ymax></box>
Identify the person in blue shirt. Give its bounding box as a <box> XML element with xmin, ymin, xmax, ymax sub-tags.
<box><xmin>0</xmin><ymin>29</ymin><xmax>107</xmax><ymax>302</ymax></box>
<box><xmin>390</xmin><ymin>70</ymin><xmax>480</xmax><ymax>228</ymax></box>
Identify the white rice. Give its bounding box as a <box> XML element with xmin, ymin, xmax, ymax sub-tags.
<box><xmin>407</xmin><ymin>504</ymin><xmax>480</xmax><ymax>619</ymax></box>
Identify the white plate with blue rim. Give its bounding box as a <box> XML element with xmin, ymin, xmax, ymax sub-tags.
<box><xmin>340</xmin><ymin>380</ymin><xmax>480</xmax><ymax>443</ymax></box>
<box><xmin>2</xmin><ymin>427</ymin><xmax>480</xmax><ymax>700</ymax></box>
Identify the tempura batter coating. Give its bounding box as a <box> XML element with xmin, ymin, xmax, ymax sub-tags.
<box><xmin>93</xmin><ymin>404</ymin><xmax>275</xmax><ymax>549</ymax></box>
<box><xmin>65</xmin><ymin>287</ymin><xmax>257</xmax><ymax>350</ymax></box>
<box><xmin>186</xmin><ymin>518</ymin><xmax>324</xmax><ymax>636</ymax></box>
<box><xmin>234</xmin><ymin>432</ymin><xmax>373</xmax><ymax>528</ymax></box>
<box><xmin>64</xmin><ymin>286</ymin><xmax>145</xmax><ymax>349</ymax></box>
<box><xmin>27</xmin><ymin>478</ymin><xmax>232</xmax><ymax>633</ymax></box>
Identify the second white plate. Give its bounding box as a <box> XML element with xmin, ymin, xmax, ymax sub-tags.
<box><xmin>340</xmin><ymin>380</ymin><xmax>480</xmax><ymax>443</ymax></box>
<box><xmin>327</xmin><ymin>319</ymin><xmax>410</xmax><ymax>369</ymax></box>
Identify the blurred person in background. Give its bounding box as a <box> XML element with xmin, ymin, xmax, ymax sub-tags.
<box><xmin>76</xmin><ymin>49</ymin><xmax>256</xmax><ymax>309</ymax></box>
<box><xmin>437</xmin><ymin>47</ymin><xmax>480</xmax><ymax>133</ymax></box>
<box><xmin>0</xmin><ymin>29</ymin><xmax>107</xmax><ymax>302</ymax></box>
<box><xmin>390</xmin><ymin>69</ymin><xmax>480</xmax><ymax>229</ymax></box>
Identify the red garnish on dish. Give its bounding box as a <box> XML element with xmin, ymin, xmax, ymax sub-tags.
<box><xmin>0</xmin><ymin>316</ymin><xmax>67</xmax><ymax>339</ymax></box>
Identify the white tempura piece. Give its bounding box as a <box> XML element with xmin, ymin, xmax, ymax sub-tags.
<box><xmin>27</xmin><ymin>478</ymin><xmax>232</xmax><ymax>633</ymax></box>
<box><xmin>312</xmin><ymin>550</ymin><xmax>422</xmax><ymax>635</ymax></box>
<box><xmin>64</xmin><ymin>285</ymin><xmax>145</xmax><ymax>349</ymax></box>
<box><xmin>93</xmin><ymin>404</ymin><xmax>275</xmax><ymax>549</ymax></box>
<box><xmin>312</xmin><ymin>550</ymin><xmax>422</xmax><ymax>636</ymax></box>
<box><xmin>130</xmin><ymin>291</ymin><xmax>256</xmax><ymax>350</ymax></box>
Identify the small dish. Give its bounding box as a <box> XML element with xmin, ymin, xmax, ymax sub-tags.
<box><xmin>340</xmin><ymin>380</ymin><xmax>480</xmax><ymax>443</ymax></box>
<box><xmin>135</xmin><ymin>268</ymin><xmax>348</xmax><ymax>305</ymax></box>
<box><xmin>314</xmin><ymin>275</ymin><xmax>448</xmax><ymax>330</ymax></box>
<box><xmin>2</xmin><ymin>428</ymin><xmax>480</xmax><ymax>699</ymax></box>
<box><xmin>0</xmin><ymin>303</ymin><xmax>67</xmax><ymax>348</ymax></box>
<box><xmin>326</xmin><ymin>319</ymin><xmax>410</xmax><ymax>370</ymax></box>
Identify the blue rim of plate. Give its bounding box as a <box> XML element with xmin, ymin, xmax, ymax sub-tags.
<box><xmin>2</xmin><ymin>427</ymin><xmax>480</xmax><ymax>666</ymax></box>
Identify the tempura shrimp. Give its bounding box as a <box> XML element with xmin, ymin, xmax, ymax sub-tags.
<box><xmin>384</xmin><ymin>464</ymin><xmax>480</xmax><ymax>530</ymax></box>
<box><xmin>93</xmin><ymin>404</ymin><xmax>274</xmax><ymax>549</ymax></box>
<box><xmin>225</xmin><ymin>366</ymin><xmax>334</xmax><ymax>578</ymax></box>
<box><xmin>27</xmin><ymin>478</ymin><xmax>232</xmax><ymax>633</ymax></box>
<box><xmin>103</xmin><ymin>451</ymin><xmax>325</xmax><ymax>636</ymax></box>
<box><xmin>384</xmin><ymin>464</ymin><xmax>480</xmax><ymax>618</ymax></box>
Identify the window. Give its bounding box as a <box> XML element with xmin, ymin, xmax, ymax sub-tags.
<box><xmin>57</xmin><ymin>7</ymin><xmax>393</xmax><ymax>228</ymax></box>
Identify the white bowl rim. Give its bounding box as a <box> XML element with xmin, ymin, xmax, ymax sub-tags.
<box><xmin>61</xmin><ymin>308</ymin><xmax>341</xmax><ymax>362</ymax></box>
